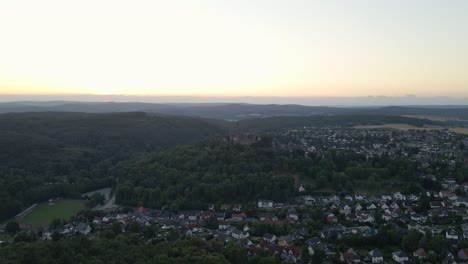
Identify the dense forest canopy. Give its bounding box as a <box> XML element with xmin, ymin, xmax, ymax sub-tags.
<box><xmin>114</xmin><ymin>139</ymin><xmax>298</xmax><ymax>210</ymax></box>
<box><xmin>0</xmin><ymin>112</ymin><xmax>224</xmax><ymax>221</ymax></box>
<box><xmin>0</xmin><ymin>235</ymin><xmax>243</xmax><ymax>264</ymax></box>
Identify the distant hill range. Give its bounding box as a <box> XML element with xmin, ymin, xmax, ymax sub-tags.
<box><xmin>0</xmin><ymin>112</ymin><xmax>224</xmax><ymax>168</ymax></box>
<box><xmin>1</xmin><ymin>101</ymin><xmax>468</xmax><ymax>121</ymax></box>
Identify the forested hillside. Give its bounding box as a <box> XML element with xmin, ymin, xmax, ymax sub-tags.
<box><xmin>114</xmin><ymin>139</ymin><xmax>298</xmax><ymax>210</ymax></box>
<box><xmin>0</xmin><ymin>112</ymin><xmax>224</xmax><ymax>221</ymax></box>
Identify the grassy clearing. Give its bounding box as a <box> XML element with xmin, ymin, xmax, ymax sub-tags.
<box><xmin>450</xmin><ymin>127</ymin><xmax>468</xmax><ymax>135</ymax></box>
<box><xmin>20</xmin><ymin>199</ymin><xmax>86</xmax><ymax>227</ymax></box>
<box><xmin>403</xmin><ymin>115</ymin><xmax>468</xmax><ymax>122</ymax></box>
<box><xmin>353</xmin><ymin>123</ymin><xmax>438</xmax><ymax>130</ymax></box>
<box><xmin>353</xmin><ymin>123</ymin><xmax>468</xmax><ymax>135</ymax></box>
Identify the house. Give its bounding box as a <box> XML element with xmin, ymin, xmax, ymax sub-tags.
<box><xmin>420</xmin><ymin>174</ymin><xmax>437</xmax><ymax>181</ymax></box>
<box><xmin>455</xmin><ymin>197</ymin><xmax>468</xmax><ymax>207</ymax></box>
<box><xmin>327</xmin><ymin>214</ymin><xmax>338</xmax><ymax>224</ymax></box>
<box><xmin>92</xmin><ymin>217</ymin><xmax>103</xmax><ymax>225</ymax></box>
<box><xmin>298</xmin><ymin>184</ymin><xmax>306</xmax><ymax>193</ymax></box>
<box><xmin>185</xmin><ymin>229</ymin><xmax>194</xmax><ymax>237</ymax></box>
<box><xmin>390</xmin><ymin>202</ymin><xmax>400</xmax><ymax>209</ymax></box>
<box><xmin>160</xmin><ymin>219</ymin><xmax>177</xmax><ymax>230</ymax></box>
<box><xmin>405</xmin><ymin>207</ymin><xmax>415</xmax><ymax>215</ymax></box>
<box><xmin>408</xmin><ymin>194</ymin><xmax>419</xmax><ymax>201</ymax></box>
<box><xmin>361</xmin><ymin>215</ymin><xmax>375</xmax><ymax>223</ymax></box>
<box><xmin>393</xmin><ymin>192</ymin><xmax>406</xmax><ymax>201</ymax></box>
<box><xmin>356</xmin><ymin>212</ymin><xmax>374</xmax><ymax>223</ymax></box>
<box><xmin>287</xmin><ymin>209</ymin><xmax>299</xmax><ymax>221</ymax></box>
<box><xmin>40</xmin><ymin>231</ymin><xmax>53</xmax><ymax>241</ymax></box>
<box><xmin>231</xmin><ymin>213</ymin><xmax>246</xmax><ymax>221</ymax></box>
<box><xmin>259</xmin><ymin>212</ymin><xmax>276</xmax><ymax>221</ymax></box>
<box><xmin>429</xmin><ymin>226</ymin><xmax>443</xmax><ymax>236</ymax></box>
<box><xmin>462</xmin><ymin>223</ymin><xmax>468</xmax><ymax>232</ymax></box>
<box><xmin>446</xmin><ymin>229</ymin><xmax>459</xmax><ymax>240</ymax></box>
<box><xmin>330</xmin><ymin>195</ymin><xmax>341</xmax><ymax>204</ymax></box>
<box><xmin>340</xmin><ymin>204</ymin><xmax>352</xmax><ymax>215</ymax></box>
<box><xmin>291</xmin><ymin>227</ymin><xmax>308</xmax><ymax>238</ymax></box>
<box><xmin>232</xmin><ymin>204</ymin><xmax>242</xmax><ymax>212</ymax></box>
<box><xmin>305</xmin><ymin>237</ymin><xmax>327</xmax><ymax>254</ymax></box>
<box><xmin>442</xmin><ymin>178</ymin><xmax>457</xmax><ymax>190</ymax></box>
<box><xmin>277</xmin><ymin>235</ymin><xmax>295</xmax><ymax>246</ymax></box>
<box><xmin>402</xmin><ymin>201</ymin><xmax>414</xmax><ymax>208</ymax></box>
<box><xmin>220</xmin><ymin>204</ymin><xmax>231</xmax><ymax>210</ymax></box>
<box><xmin>439</xmin><ymin>191</ymin><xmax>457</xmax><ymax>200</ymax></box>
<box><xmin>212</xmin><ymin>232</ymin><xmax>235</xmax><ymax>243</ymax></box>
<box><xmin>355</xmin><ymin>203</ymin><xmax>363</xmax><ymax>211</ymax></box>
<box><xmin>218</xmin><ymin>221</ymin><xmax>229</xmax><ymax>230</ymax></box>
<box><xmin>368</xmin><ymin>249</ymin><xmax>384</xmax><ymax>263</ymax></box>
<box><xmin>304</xmin><ymin>196</ymin><xmax>315</xmax><ymax>205</ymax></box>
<box><xmin>355</xmin><ymin>194</ymin><xmax>366</xmax><ymax>201</ymax></box>
<box><xmin>462</xmin><ymin>182</ymin><xmax>468</xmax><ymax>191</ymax></box>
<box><xmin>231</xmin><ymin>229</ymin><xmax>249</xmax><ymax>239</ymax></box>
<box><xmin>381</xmin><ymin>194</ymin><xmax>392</xmax><ymax>201</ymax></box>
<box><xmin>366</xmin><ymin>203</ymin><xmax>377</xmax><ymax>210</ymax></box>
<box><xmin>382</xmin><ymin>213</ymin><xmax>392</xmax><ymax>221</ymax></box>
<box><xmin>392</xmin><ymin>251</ymin><xmax>409</xmax><ymax>263</ymax></box>
<box><xmin>410</xmin><ymin>214</ymin><xmax>427</xmax><ymax>223</ymax></box>
<box><xmin>341</xmin><ymin>248</ymin><xmax>360</xmax><ymax>263</ymax></box>
<box><xmin>443</xmin><ymin>251</ymin><xmax>457</xmax><ymax>264</ymax></box>
<box><xmin>187</xmin><ymin>212</ymin><xmax>199</xmax><ymax>221</ymax></box>
<box><xmin>413</xmin><ymin>248</ymin><xmax>428</xmax><ymax>260</ymax></box>
<box><xmin>216</xmin><ymin>213</ymin><xmax>226</xmax><ymax>221</ymax></box>
<box><xmin>321</xmin><ymin>225</ymin><xmax>346</xmax><ymax>239</ymax></box>
<box><xmin>458</xmin><ymin>248</ymin><xmax>468</xmax><ymax>262</ymax></box>
<box><xmin>263</xmin><ymin>233</ymin><xmax>277</xmax><ymax>243</ymax></box>
<box><xmin>258</xmin><ymin>200</ymin><xmax>274</xmax><ymax>209</ymax></box>
<box><xmin>75</xmin><ymin>223</ymin><xmax>92</xmax><ymax>235</ymax></box>
<box><xmin>430</xmin><ymin>201</ymin><xmax>442</xmax><ymax>208</ymax></box>
<box><xmin>368</xmin><ymin>196</ymin><xmax>380</xmax><ymax>203</ymax></box>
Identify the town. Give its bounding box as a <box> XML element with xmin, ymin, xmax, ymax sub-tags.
<box><xmin>3</xmin><ymin>126</ymin><xmax>467</xmax><ymax>264</ymax></box>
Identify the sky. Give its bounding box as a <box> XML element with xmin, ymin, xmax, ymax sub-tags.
<box><xmin>0</xmin><ymin>0</ymin><xmax>467</xmax><ymax>100</ymax></box>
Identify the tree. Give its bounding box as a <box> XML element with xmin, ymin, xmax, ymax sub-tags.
<box><xmin>311</xmin><ymin>250</ymin><xmax>325</xmax><ymax>264</ymax></box>
<box><xmin>14</xmin><ymin>231</ymin><xmax>35</xmax><ymax>243</ymax></box>
<box><xmin>111</xmin><ymin>222</ymin><xmax>122</xmax><ymax>235</ymax></box>
<box><xmin>49</xmin><ymin>218</ymin><xmax>64</xmax><ymax>230</ymax></box>
<box><xmin>86</xmin><ymin>193</ymin><xmax>106</xmax><ymax>208</ymax></box>
<box><xmin>223</xmin><ymin>242</ymin><xmax>247</xmax><ymax>264</ymax></box>
<box><xmin>258</xmin><ymin>257</ymin><xmax>277</xmax><ymax>264</ymax></box>
<box><xmin>301</xmin><ymin>246</ymin><xmax>310</xmax><ymax>264</ymax></box>
<box><xmin>427</xmin><ymin>235</ymin><xmax>449</xmax><ymax>254</ymax></box>
<box><xmin>128</xmin><ymin>221</ymin><xmax>141</xmax><ymax>233</ymax></box>
<box><xmin>5</xmin><ymin>221</ymin><xmax>20</xmax><ymax>235</ymax></box>
<box><xmin>402</xmin><ymin>230</ymin><xmax>422</xmax><ymax>252</ymax></box>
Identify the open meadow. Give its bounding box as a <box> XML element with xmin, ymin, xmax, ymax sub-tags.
<box><xmin>354</xmin><ymin>123</ymin><xmax>468</xmax><ymax>134</ymax></box>
<box><xmin>19</xmin><ymin>200</ymin><xmax>86</xmax><ymax>227</ymax></box>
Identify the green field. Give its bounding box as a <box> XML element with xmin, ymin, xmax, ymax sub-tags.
<box><xmin>20</xmin><ymin>200</ymin><xmax>86</xmax><ymax>227</ymax></box>
<box><xmin>353</xmin><ymin>123</ymin><xmax>439</xmax><ymax>130</ymax></box>
<box><xmin>354</xmin><ymin>123</ymin><xmax>468</xmax><ymax>135</ymax></box>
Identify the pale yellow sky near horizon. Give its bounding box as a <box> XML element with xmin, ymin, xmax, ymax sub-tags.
<box><xmin>0</xmin><ymin>0</ymin><xmax>467</xmax><ymax>97</ymax></box>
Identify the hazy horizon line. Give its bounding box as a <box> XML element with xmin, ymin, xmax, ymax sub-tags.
<box><xmin>1</xmin><ymin>94</ymin><xmax>468</xmax><ymax>107</ymax></box>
